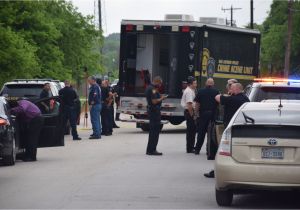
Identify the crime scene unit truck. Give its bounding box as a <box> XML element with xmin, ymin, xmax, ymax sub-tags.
<box><xmin>117</xmin><ymin>14</ymin><xmax>260</xmax><ymax>131</ymax></box>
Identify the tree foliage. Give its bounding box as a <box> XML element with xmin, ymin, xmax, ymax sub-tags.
<box><xmin>0</xmin><ymin>0</ymin><xmax>102</xmax><ymax>86</ymax></box>
<box><xmin>259</xmin><ymin>0</ymin><xmax>300</xmax><ymax>77</ymax></box>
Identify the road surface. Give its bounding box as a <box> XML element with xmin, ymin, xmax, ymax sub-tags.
<box><xmin>0</xmin><ymin>122</ymin><xmax>300</xmax><ymax>209</ymax></box>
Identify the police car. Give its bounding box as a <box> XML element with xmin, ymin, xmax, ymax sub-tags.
<box><xmin>245</xmin><ymin>78</ymin><xmax>300</xmax><ymax>101</ymax></box>
<box><xmin>215</xmin><ymin>100</ymin><xmax>300</xmax><ymax>206</ymax></box>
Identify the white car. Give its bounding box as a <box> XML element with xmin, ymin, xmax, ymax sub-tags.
<box><xmin>215</xmin><ymin>100</ymin><xmax>300</xmax><ymax>206</ymax></box>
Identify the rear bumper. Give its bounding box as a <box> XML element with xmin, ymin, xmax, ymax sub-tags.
<box><xmin>215</xmin><ymin>154</ymin><xmax>300</xmax><ymax>190</ymax></box>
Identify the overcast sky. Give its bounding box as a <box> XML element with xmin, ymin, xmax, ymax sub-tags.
<box><xmin>71</xmin><ymin>0</ymin><xmax>273</xmax><ymax>36</ymax></box>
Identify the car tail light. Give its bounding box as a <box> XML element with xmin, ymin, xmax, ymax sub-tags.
<box><xmin>0</xmin><ymin>118</ymin><xmax>8</xmax><ymax>126</ymax></box>
<box><xmin>181</xmin><ymin>26</ymin><xmax>190</xmax><ymax>32</ymax></box>
<box><xmin>219</xmin><ymin>128</ymin><xmax>232</xmax><ymax>156</ymax></box>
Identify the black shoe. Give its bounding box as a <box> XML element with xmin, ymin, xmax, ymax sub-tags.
<box><xmin>187</xmin><ymin>149</ymin><xmax>195</xmax><ymax>153</ymax></box>
<box><xmin>204</xmin><ymin>170</ymin><xmax>215</xmax><ymax>178</ymax></box>
<box><xmin>89</xmin><ymin>136</ymin><xmax>101</xmax><ymax>140</ymax></box>
<box><xmin>194</xmin><ymin>150</ymin><xmax>200</xmax><ymax>155</ymax></box>
<box><xmin>22</xmin><ymin>157</ymin><xmax>37</xmax><ymax>162</ymax></box>
<box><xmin>113</xmin><ymin>125</ymin><xmax>120</xmax><ymax>128</ymax></box>
<box><xmin>90</xmin><ymin>134</ymin><xmax>95</xmax><ymax>137</ymax></box>
<box><xmin>146</xmin><ymin>151</ymin><xmax>163</xmax><ymax>156</ymax></box>
<box><xmin>103</xmin><ymin>133</ymin><xmax>112</xmax><ymax>136</ymax></box>
<box><xmin>73</xmin><ymin>137</ymin><xmax>82</xmax><ymax>140</ymax></box>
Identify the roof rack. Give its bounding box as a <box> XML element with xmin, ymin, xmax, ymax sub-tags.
<box><xmin>13</xmin><ymin>79</ymin><xmax>53</xmax><ymax>82</ymax></box>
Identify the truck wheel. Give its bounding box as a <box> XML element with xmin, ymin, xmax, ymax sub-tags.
<box><xmin>215</xmin><ymin>189</ymin><xmax>233</xmax><ymax>207</ymax></box>
<box><xmin>140</xmin><ymin>124</ymin><xmax>163</xmax><ymax>132</ymax></box>
<box><xmin>2</xmin><ymin>136</ymin><xmax>16</xmax><ymax>166</ymax></box>
<box><xmin>140</xmin><ymin>124</ymin><xmax>150</xmax><ymax>132</ymax></box>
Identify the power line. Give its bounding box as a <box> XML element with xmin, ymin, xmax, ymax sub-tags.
<box><xmin>222</xmin><ymin>5</ymin><xmax>242</xmax><ymax>26</ymax></box>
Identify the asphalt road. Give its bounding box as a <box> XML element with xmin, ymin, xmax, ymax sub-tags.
<box><xmin>0</xmin><ymin>121</ymin><xmax>300</xmax><ymax>209</ymax></box>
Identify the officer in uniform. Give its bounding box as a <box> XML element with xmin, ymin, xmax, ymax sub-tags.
<box><xmin>194</xmin><ymin>78</ymin><xmax>219</xmax><ymax>155</ymax></box>
<box><xmin>181</xmin><ymin>76</ymin><xmax>197</xmax><ymax>153</ymax></box>
<box><xmin>202</xmin><ymin>82</ymin><xmax>250</xmax><ymax>178</ymax></box>
<box><xmin>145</xmin><ymin>76</ymin><xmax>167</xmax><ymax>156</ymax></box>
<box><xmin>59</xmin><ymin>80</ymin><xmax>81</xmax><ymax>141</ymax></box>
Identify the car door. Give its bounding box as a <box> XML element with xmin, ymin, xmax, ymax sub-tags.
<box><xmin>34</xmin><ymin>96</ymin><xmax>64</xmax><ymax>147</ymax></box>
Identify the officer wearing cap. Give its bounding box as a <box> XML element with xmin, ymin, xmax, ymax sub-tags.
<box><xmin>194</xmin><ymin>78</ymin><xmax>219</xmax><ymax>155</ymax></box>
<box><xmin>145</xmin><ymin>76</ymin><xmax>167</xmax><ymax>156</ymax></box>
<box><xmin>181</xmin><ymin>76</ymin><xmax>197</xmax><ymax>153</ymax></box>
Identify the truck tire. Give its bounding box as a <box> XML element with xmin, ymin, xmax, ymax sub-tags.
<box><xmin>2</xmin><ymin>137</ymin><xmax>16</xmax><ymax>166</ymax></box>
<box><xmin>140</xmin><ymin>124</ymin><xmax>163</xmax><ymax>132</ymax></box>
<box><xmin>140</xmin><ymin>124</ymin><xmax>150</xmax><ymax>132</ymax></box>
<box><xmin>215</xmin><ymin>189</ymin><xmax>233</xmax><ymax>207</ymax></box>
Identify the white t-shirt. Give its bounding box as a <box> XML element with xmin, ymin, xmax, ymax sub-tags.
<box><xmin>181</xmin><ymin>86</ymin><xmax>195</xmax><ymax>109</ymax></box>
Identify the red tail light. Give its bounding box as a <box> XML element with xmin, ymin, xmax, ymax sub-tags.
<box><xmin>0</xmin><ymin>118</ymin><xmax>8</xmax><ymax>126</ymax></box>
<box><xmin>182</xmin><ymin>26</ymin><xmax>190</xmax><ymax>32</ymax></box>
<box><xmin>126</xmin><ymin>24</ymin><xmax>134</xmax><ymax>31</ymax></box>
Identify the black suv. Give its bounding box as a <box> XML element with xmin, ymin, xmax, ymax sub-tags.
<box><xmin>0</xmin><ymin>79</ymin><xmax>59</xmax><ymax>101</ymax></box>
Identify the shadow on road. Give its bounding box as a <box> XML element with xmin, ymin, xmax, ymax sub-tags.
<box><xmin>233</xmin><ymin>191</ymin><xmax>300</xmax><ymax>209</ymax></box>
<box><xmin>118</xmin><ymin>128</ymin><xmax>186</xmax><ymax>135</ymax></box>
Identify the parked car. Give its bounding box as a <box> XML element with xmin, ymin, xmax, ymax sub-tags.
<box><xmin>0</xmin><ymin>96</ymin><xmax>65</xmax><ymax>166</ymax></box>
<box><xmin>0</xmin><ymin>97</ymin><xmax>17</xmax><ymax>165</ymax></box>
<box><xmin>215</xmin><ymin>100</ymin><xmax>300</xmax><ymax>206</ymax></box>
<box><xmin>245</xmin><ymin>78</ymin><xmax>300</xmax><ymax>101</ymax></box>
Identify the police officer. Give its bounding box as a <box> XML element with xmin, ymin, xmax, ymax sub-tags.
<box><xmin>40</xmin><ymin>82</ymin><xmax>51</xmax><ymax>113</ymax></box>
<box><xmin>181</xmin><ymin>76</ymin><xmax>197</xmax><ymax>153</ymax></box>
<box><xmin>100</xmin><ymin>78</ymin><xmax>112</xmax><ymax>136</ymax></box>
<box><xmin>145</xmin><ymin>76</ymin><xmax>167</xmax><ymax>156</ymax></box>
<box><xmin>215</xmin><ymin>82</ymin><xmax>249</xmax><ymax>128</ymax></box>
<box><xmin>194</xmin><ymin>78</ymin><xmax>219</xmax><ymax>155</ymax></box>
<box><xmin>202</xmin><ymin>82</ymin><xmax>250</xmax><ymax>178</ymax></box>
<box><xmin>59</xmin><ymin>80</ymin><xmax>81</xmax><ymax>141</ymax></box>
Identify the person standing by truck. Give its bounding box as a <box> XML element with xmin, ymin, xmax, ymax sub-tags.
<box><xmin>11</xmin><ymin>99</ymin><xmax>44</xmax><ymax>162</ymax></box>
<box><xmin>88</xmin><ymin>76</ymin><xmax>102</xmax><ymax>140</ymax></box>
<box><xmin>145</xmin><ymin>76</ymin><xmax>167</xmax><ymax>156</ymax></box>
<box><xmin>59</xmin><ymin>80</ymin><xmax>81</xmax><ymax>141</ymax></box>
<box><xmin>181</xmin><ymin>76</ymin><xmax>197</xmax><ymax>153</ymax></box>
<box><xmin>194</xmin><ymin>78</ymin><xmax>219</xmax><ymax>155</ymax></box>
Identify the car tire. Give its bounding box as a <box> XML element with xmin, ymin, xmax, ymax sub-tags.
<box><xmin>215</xmin><ymin>188</ymin><xmax>233</xmax><ymax>207</ymax></box>
<box><xmin>3</xmin><ymin>135</ymin><xmax>16</xmax><ymax>166</ymax></box>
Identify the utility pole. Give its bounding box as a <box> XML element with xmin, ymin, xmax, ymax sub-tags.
<box><xmin>250</xmin><ymin>0</ymin><xmax>254</xmax><ymax>29</ymax></box>
<box><xmin>98</xmin><ymin>0</ymin><xmax>102</xmax><ymax>32</ymax></box>
<box><xmin>222</xmin><ymin>5</ymin><xmax>242</xmax><ymax>26</ymax></box>
<box><xmin>284</xmin><ymin>0</ymin><xmax>293</xmax><ymax>78</ymax></box>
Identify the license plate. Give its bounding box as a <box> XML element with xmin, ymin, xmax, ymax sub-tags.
<box><xmin>262</xmin><ymin>148</ymin><xmax>284</xmax><ymax>159</ymax></box>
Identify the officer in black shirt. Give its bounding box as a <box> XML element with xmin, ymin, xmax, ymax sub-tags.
<box><xmin>145</xmin><ymin>76</ymin><xmax>167</xmax><ymax>156</ymax></box>
<box><xmin>216</xmin><ymin>83</ymin><xmax>250</xmax><ymax>128</ymax></box>
<box><xmin>99</xmin><ymin>79</ymin><xmax>112</xmax><ymax>136</ymax></box>
<box><xmin>59</xmin><ymin>80</ymin><xmax>81</xmax><ymax>140</ymax></box>
<box><xmin>194</xmin><ymin>78</ymin><xmax>219</xmax><ymax>155</ymax></box>
<box><xmin>40</xmin><ymin>82</ymin><xmax>51</xmax><ymax>113</ymax></box>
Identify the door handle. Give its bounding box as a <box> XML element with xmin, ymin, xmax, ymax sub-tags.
<box><xmin>122</xmin><ymin>60</ymin><xmax>126</xmax><ymax>73</ymax></box>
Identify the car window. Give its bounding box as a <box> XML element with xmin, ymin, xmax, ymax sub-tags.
<box><xmin>256</xmin><ymin>87</ymin><xmax>300</xmax><ymax>101</ymax></box>
<box><xmin>35</xmin><ymin>98</ymin><xmax>60</xmax><ymax>115</ymax></box>
<box><xmin>2</xmin><ymin>84</ymin><xmax>44</xmax><ymax>98</ymax></box>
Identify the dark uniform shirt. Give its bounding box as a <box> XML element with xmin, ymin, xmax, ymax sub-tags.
<box><xmin>40</xmin><ymin>89</ymin><xmax>49</xmax><ymax>99</ymax></box>
<box><xmin>145</xmin><ymin>84</ymin><xmax>161</xmax><ymax>111</ymax></box>
<box><xmin>194</xmin><ymin>87</ymin><xmax>219</xmax><ymax>113</ymax></box>
<box><xmin>59</xmin><ymin>86</ymin><xmax>77</xmax><ymax>107</ymax></box>
<box><xmin>101</xmin><ymin>86</ymin><xmax>109</xmax><ymax>104</ymax></box>
<box><xmin>221</xmin><ymin>93</ymin><xmax>250</xmax><ymax>126</ymax></box>
<box><xmin>88</xmin><ymin>84</ymin><xmax>101</xmax><ymax>105</ymax></box>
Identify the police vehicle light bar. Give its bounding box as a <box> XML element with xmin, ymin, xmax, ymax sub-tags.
<box><xmin>254</xmin><ymin>78</ymin><xmax>300</xmax><ymax>84</ymax></box>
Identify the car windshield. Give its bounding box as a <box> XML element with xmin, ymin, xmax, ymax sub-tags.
<box><xmin>256</xmin><ymin>86</ymin><xmax>300</xmax><ymax>101</ymax></box>
<box><xmin>1</xmin><ymin>84</ymin><xmax>44</xmax><ymax>98</ymax></box>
